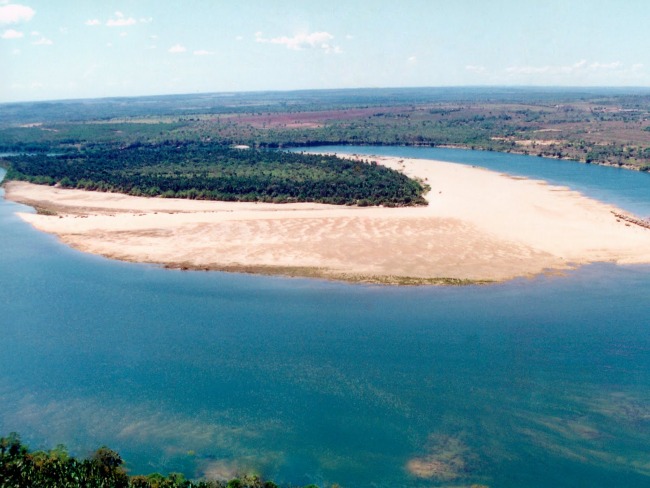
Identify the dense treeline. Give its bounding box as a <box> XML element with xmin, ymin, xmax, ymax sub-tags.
<box><xmin>4</xmin><ymin>142</ymin><xmax>427</xmax><ymax>206</ymax></box>
<box><xmin>0</xmin><ymin>433</ymin><xmax>316</xmax><ymax>488</ymax></box>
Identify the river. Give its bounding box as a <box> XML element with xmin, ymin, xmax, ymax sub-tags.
<box><xmin>1</xmin><ymin>148</ymin><xmax>649</xmax><ymax>487</ymax></box>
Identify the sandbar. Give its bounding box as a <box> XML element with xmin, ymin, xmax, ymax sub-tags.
<box><xmin>4</xmin><ymin>155</ymin><xmax>650</xmax><ymax>284</ymax></box>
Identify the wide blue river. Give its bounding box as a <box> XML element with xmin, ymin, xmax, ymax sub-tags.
<box><xmin>1</xmin><ymin>147</ymin><xmax>650</xmax><ymax>487</ymax></box>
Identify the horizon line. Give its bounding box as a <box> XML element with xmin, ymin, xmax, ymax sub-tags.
<box><xmin>3</xmin><ymin>84</ymin><xmax>650</xmax><ymax>106</ymax></box>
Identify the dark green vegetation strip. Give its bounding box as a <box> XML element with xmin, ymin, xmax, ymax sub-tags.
<box><xmin>4</xmin><ymin>143</ymin><xmax>426</xmax><ymax>206</ymax></box>
<box><xmin>0</xmin><ymin>433</ymin><xmax>318</xmax><ymax>488</ymax></box>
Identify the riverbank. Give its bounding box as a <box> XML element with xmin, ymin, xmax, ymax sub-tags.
<box><xmin>345</xmin><ymin>143</ymin><xmax>648</xmax><ymax>172</ymax></box>
<box><xmin>435</xmin><ymin>143</ymin><xmax>649</xmax><ymax>172</ymax></box>
<box><xmin>4</xmin><ymin>155</ymin><xmax>650</xmax><ymax>284</ymax></box>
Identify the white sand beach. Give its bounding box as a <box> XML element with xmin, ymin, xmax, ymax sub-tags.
<box><xmin>5</xmin><ymin>155</ymin><xmax>650</xmax><ymax>284</ymax></box>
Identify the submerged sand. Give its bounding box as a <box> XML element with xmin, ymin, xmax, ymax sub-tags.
<box><xmin>4</xmin><ymin>155</ymin><xmax>650</xmax><ymax>284</ymax></box>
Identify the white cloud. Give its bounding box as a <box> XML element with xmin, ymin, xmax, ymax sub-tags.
<box><xmin>506</xmin><ymin>65</ymin><xmax>550</xmax><ymax>75</ymax></box>
<box><xmin>506</xmin><ymin>59</ymin><xmax>627</xmax><ymax>77</ymax></box>
<box><xmin>106</xmin><ymin>11</ymin><xmax>136</xmax><ymax>27</ymax></box>
<box><xmin>0</xmin><ymin>3</ymin><xmax>35</xmax><ymax>24</ymax></box>
<box><xmin>465</xmin><ymin>65</ymin><xmax>486</xmax><ymax>74</ymax></box>
<box><xmin>255</xmin><ymin>31</ymin><xmax>340</xmax><ymax>52</ymax></box>
<box><xmin>324</xmin><ymin>44</ymin><xmax>342</xmax><ymax>54</ymax></box>
<box><xmin>193</xmin><ymin>49</ymin><xmax>213</xmax><ymax>56</ymax></box>
<box><xmin>82</xmin><ymin>63</ymin><xmax>99</xmax><ymax>79</ymax></box>
<box><xmin>107</xmin><ymin>17</ymin><xmax>136</xmax><ymax>27</ymax></box>
<box><xmin>507</xmin><ymin>60</ymin><xmax>591</xmax><ymax>75</ymax></box>
<box><xmin>139</xmin><ymin>17</ymin><xmax>152</xmax><ymax>24</ymax></box>
<box><xmin>571</xmin><ymin>59</ymin><xmax>587</xmax><ymax>70</ymax></box>
<box><xmin>235</xmin><ymin>35</ymin><xmax>243</xmax><ymax>41</ymax></box>
<box><xmin>407</xmin><ymin>55</ymin><xmax>417</xmax><ymax>64</ymax></box>
<box><xmin>85</xmin><ymin>19</ymin><xmax>100</xmax><ymax>26</ymax></box>
<box><xmin>1</xmin><ymin>28</ymin><xmax>23</xmax><ymax>39</ymax></box>
<box><xmin>589</xmin><ymin>61</ymin><xmax>621</xmax><ymax>70</ymax></box>
<box><xmin>502</xmin><ymin>59</ymin><xmax>649</xmax><ymax>85</ymax></box>
<box><xmin>119</xmin><ymin>31</ymin><xmax>128</xmax><ymax>37</ymax></box>
<box><xmin>32</xmin><ymin>35</ymin><xmax>52</xmax><ymax>45</ymax></box>
<box><xmin>168</xmin><ymin>43</ymin><xmax>186</xmax><ymax>53</ymax></box>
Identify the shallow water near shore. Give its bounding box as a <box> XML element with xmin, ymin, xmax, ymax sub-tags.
<box><xmin>1</xmin><ymin>151</ymin><xmax>650</xmax><ymax>487</ymax></box>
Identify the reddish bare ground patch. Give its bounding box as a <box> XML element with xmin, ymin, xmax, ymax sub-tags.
<box><xmin>226</xmin><ymin>107</ymin><xmax>407</xmax><ymax>129</ymax></box>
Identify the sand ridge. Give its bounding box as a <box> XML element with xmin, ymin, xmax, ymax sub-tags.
<box><xmin>4</xmin><ymin>155</ymin><xmax>650</xmax><ymax>284</ymax></box>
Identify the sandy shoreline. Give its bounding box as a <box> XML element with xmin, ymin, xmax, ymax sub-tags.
<box><xmin>4</xmin><ymin>155</ymin><xmax>650</xmax><ymax>284</ymax></box>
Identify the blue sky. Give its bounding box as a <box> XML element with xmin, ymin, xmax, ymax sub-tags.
<box><xmin>2</xmin><ymin>0</ymin><xmax>650</xmax><ymax>102</ymax></box>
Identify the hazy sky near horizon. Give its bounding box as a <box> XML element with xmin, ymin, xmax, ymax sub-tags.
<box><xmin>2</xmin><ymin>0</ymin><xmax>650</xmax><ymax>102</ymax></box>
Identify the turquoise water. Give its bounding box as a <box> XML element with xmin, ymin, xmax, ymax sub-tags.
<box><xmin>1</xmin><ymin>152</ymin><xmax>650</xmax><ymax>487</ymax></box>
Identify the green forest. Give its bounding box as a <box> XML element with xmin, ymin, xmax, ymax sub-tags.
<box><xmin>0</xmin><ymin>433</ymin><xmax>317</xmax><ymax>488</ymax></box>
<box><xmin>2</xmin><ymin>87</ymin><xmax>650</xmax><ymax>171</ymax></box>
<box><xmin>3</xmin><ymin>142</ymin><xmax>427</xmax><ymax>206</ymax></box>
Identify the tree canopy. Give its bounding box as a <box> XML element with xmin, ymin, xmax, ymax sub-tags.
<box><xmin>0</xmin><ymin>433</ymin><xmax>315</xmax><ymax>488</ymax></box>
<box><xmin>4</xmin><ymin>142</ymin><xmax>427</xmax><ymax>206</ymax></box>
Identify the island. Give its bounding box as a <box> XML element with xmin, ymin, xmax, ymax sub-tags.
<box><xmin>3</xmin><ymin>88</ymin><xmax>650</xmax><ymax>285</ymax></box>
<box><xmin>5</xmin><ymin>152</ymin><xmax>650</xmax><ymax>285</ymax></box>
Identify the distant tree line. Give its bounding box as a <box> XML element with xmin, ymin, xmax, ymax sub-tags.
<box><xmin>3</xmin><ymin>91</ymin><xmax>650</xmax><ymax>171</ymax></box>
<box><xmin>4</xmin><ymin>142</ymin><xmax>427</xmax><ymax>206</ymax></box>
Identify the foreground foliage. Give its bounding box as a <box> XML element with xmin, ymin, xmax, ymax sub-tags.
<box><xmin>3</xmin><ymin>142</ymin><xmax>426</xmax><ymax>206</ymax></box>
<box><xmin>0</xmin><ymin>433</ymin><xmax>316</xmax><ymax>488</ymax></box>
